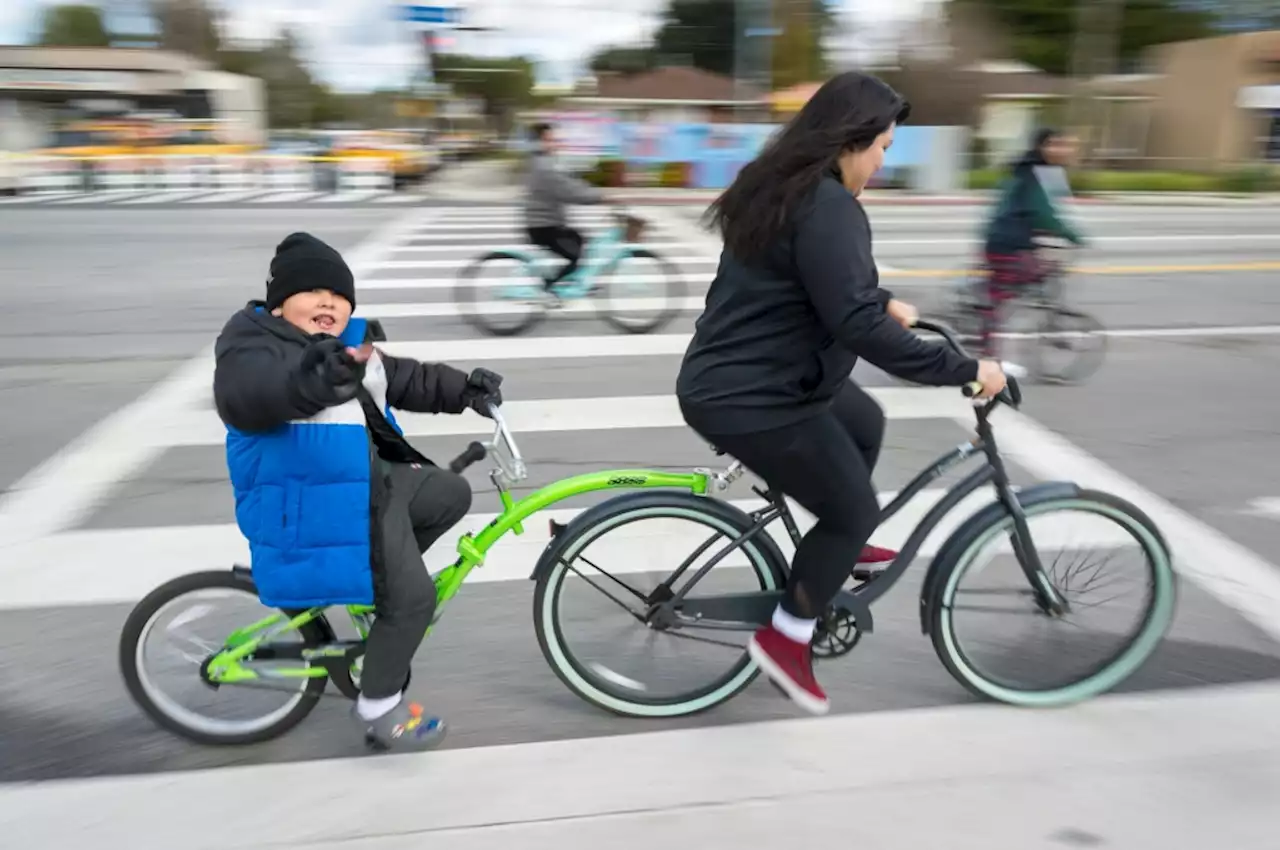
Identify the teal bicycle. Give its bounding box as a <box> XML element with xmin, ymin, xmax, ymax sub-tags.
<box><xmin>453</xmin><ymin>210</ymin><xmax>686</xmax><ymax>336</ymax></box>
<box><xmin>118</xmin><ymin>320</ymin><xmax>1175</xmax><ymax>744</ymax></box>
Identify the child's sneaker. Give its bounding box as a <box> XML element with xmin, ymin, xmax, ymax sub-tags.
<box><xmin>353</xmin><ymin>700</ymin><xmax>447</xmax><ymax>752</ymax></box>
<box><xmin>748</xmin><ymin>625</ymin><xmax>830</xmax><ymax>715</ymax></box>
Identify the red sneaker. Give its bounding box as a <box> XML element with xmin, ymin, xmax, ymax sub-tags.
<box><xmin>858</xmin><ymin>545</ymin><xmax>897</xmax><ymax>564</ymax></box>
<box><xmin>748</xmin><ymin>625</ymin><xmax>829</xmax><ymax>715</ymax></box>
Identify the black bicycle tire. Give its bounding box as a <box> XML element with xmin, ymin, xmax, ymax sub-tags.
<box><xmin>926</xmin><ymin>488</ymin><xmax>1176</xmax><ymax>707</ymax></box>
<box><xmin>595</xmin><ymin>248</ymin><xmax>687</xmax><ymax>335</ymax></box>
<box><xmin>1031</xmin><ymin>306</ymin><xmax>1108</xmax><ymax>385</ymax></box>
<box><xmin>119</xmin><ymin>570</ymin><xmax>329</xmax><ymax>746</ymax></box>
<box><xmin>532</xmin><ymin>491</ymin><xmax>789</xmax><ymax>718</ymax></box>
<box><xmin>453</xmin><ymin>250</ymin><xmax>548</xmax><ymax>337</ymax></box>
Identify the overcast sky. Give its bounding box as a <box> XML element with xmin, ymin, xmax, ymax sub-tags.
<box><xmin>1</xmin><ymin>0</ymin><xmax>930</xmax><ymax>90</ymax></box>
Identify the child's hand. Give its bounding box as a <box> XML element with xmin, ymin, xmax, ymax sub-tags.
<box><xmin>298</xmin><ymin>338</ymin><xmax>366</xmax><ymax>406</ymax></box>
<box><xmin>346</xmin><ymin>343</ymin><xmax>374</xmax><ymax>363</ymax></box>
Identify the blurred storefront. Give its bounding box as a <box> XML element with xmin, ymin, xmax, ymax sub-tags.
<box><xmin>1085</xmin><ymin>30</ymin><xmax>1280</xmax><ymax>168</ymax></box>
<box><xmin>0</xmin><ymin>46</ymin><xmax>265</xmax><ymax>157</ymax></box>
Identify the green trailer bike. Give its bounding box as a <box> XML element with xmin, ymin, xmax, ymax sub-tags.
<box><xmin>119</xmin><ymin>319</ymin><xmax>1177</xmax><ymax>745</ymax></box>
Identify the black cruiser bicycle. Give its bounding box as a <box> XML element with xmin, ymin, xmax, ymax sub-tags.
<box><xmin>530</xmin><ymin>318</ymin><xmax>1176</xmax><ymax>717</ymax></box>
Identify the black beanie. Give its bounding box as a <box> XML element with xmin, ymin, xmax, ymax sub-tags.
<box><xmin>266</xmin><ymin>232</ymin><xmax>356</xmax><ymax>311</ymax></box>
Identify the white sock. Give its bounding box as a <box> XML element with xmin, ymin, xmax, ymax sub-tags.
<box><xmin>771</xmin><ymin>606</ymin><xmax>816</xmax><ymax>643</ymax></box>
<box><xmin>357</xmin><ymin>691</ymin><xmax>403</xmax><ymax>721</ymax></box>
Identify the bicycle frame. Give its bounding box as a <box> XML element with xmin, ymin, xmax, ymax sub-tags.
<box><xmin>496</xmin><ymin>213</ymin><xmax>641</xmax><ymax>302</ymax></box>
<box><xmin>657</xmin><ymin>402</ymin><xmax>1058</xmax><ymax>637</ymax></box>
<box><xmin>203</xmin><ymin>402</ymin><xmax>716</xmax><ymax>689</ymax></box>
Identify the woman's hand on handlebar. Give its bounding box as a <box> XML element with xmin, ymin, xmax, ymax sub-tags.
<box><xmin>974</xmin><ymin>359</ymin><xmax>1007</xmax><ymax>398</ymax></box>
<box><xmin>887</xmin><ymin>298</ymin><xmax>918</xmax><ymax>330</ymax></box>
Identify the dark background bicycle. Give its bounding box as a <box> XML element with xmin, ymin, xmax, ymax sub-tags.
<box><xmin>937</xmin><ymin>241</ymin><xmax>1108</xmax><ymax>385</ymax></box>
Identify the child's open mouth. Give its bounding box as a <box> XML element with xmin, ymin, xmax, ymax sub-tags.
<box><xmin>312</xmin><ymin>313</ymin><xmax>336</xmax><ymax>331</ymax></box>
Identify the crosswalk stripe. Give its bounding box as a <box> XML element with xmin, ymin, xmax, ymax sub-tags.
<box><xmin>0</xmin><ymin>487</ymin><xmax>1136</xmax><ymax>610</ymax></box>
<box><xmin>154</xmin><ymin>387</ymin><xmax>974</xmax><ymax>448</ymax></box>
<box><xmin>251</xmin><ymin>190</ymin><xmax>321</xmax><ymax>203</ymax></box>
<box><xmin>390</xmin><ymin>241</ymin><xmax>704</xmax><ymax>253</ymax></box>
<box><xmin>371</xmin><ymin>255</ymin><xmax>717</xmax><ymax>270</ymax></box>
<box><xmin>359</xmin><ymin>273</ymin><xmax>714</xmax><ymax>290</ymax></box>
<box><xmin>362</xmin><ymin>297</ymin><xmax>706</xmax><ymax>316</ymax></box>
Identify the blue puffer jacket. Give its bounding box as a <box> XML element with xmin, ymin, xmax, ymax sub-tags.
<box><xmin>212</xmin><ymin>303</ymin><xmax>470</xmax><ymax>608</ymax></box>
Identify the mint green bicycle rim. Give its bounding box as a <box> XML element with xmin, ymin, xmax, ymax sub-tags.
<box><xmin>538</xmin><ymin>504</ymin><xmax>780</xmax><ymax>717</ymax></box>
<box><xmin>936</xmin><ymin>498</ymin><xmax>1176</xmax><ymax>706</ymax></box>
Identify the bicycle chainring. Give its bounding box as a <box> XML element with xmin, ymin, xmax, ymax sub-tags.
<box><xmin>811</xmin><ymin>607</ymin><xmax>862</xmax><ymax>659</ymax></box>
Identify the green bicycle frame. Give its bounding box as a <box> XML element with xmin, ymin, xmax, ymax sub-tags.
<box><xmin>203</xmin><ymin>407</ymin><xmax>712</xmax><ymax>685</ymax></box>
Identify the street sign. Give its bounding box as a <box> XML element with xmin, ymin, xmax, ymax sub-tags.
<box><xmin>399</xmin><ymin>5</ymin><xmax>464</xmax><ymax>24</ymax></box>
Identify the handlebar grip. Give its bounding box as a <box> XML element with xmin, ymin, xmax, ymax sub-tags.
<box><xmin>448</xmin><ymin>440</ymin><xmax>487</xmax><ymax>474</ymax></box>
<box><xmin>962</xmin><ymin>381</ymin><xmax>983</xmax><ymax>398</ymax></box>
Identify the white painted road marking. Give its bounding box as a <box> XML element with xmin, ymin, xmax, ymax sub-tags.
<box><xmin>1</xmin><ymin>680</ymin><xmax>1277</xmax><ymax>848</ymax></box>
<box><xmin>151</xmin><ymin>388</ymin><xmax>980</xmax><ymax>448</ymax></box>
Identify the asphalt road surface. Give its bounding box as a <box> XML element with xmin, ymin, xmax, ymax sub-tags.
<box><xmin>1</xmin><ymin>199</ymin><xmax>1279</xmax><ymax>794</ymax></box>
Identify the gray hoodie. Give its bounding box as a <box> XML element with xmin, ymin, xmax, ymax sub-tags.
<box><xmin>524</xmin><ymin>151</ymin><xmax>605</xmax><ymax>229</ymax></box>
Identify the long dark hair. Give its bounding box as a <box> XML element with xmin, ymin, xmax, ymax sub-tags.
<box><xmin>704</xmin><ymin>71</ymin><xmax>909</xmax><ymax>262</ymax></box>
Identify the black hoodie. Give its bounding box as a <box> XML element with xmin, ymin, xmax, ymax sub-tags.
<box><xmin>675</xmin><ymin>174</ymin><xmax>978</xmax><ymax>436</ymax></box>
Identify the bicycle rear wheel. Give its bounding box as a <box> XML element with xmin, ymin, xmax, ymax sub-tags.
<box><xmin>119</xmin><ymin>570</ymin><xmax>329</xmax><ymax>745</ymax></box>
<box><xmin>454</xmin><ymin>250</ymin><xmax>549</xmax><ymax>336</ymax></box>
<box><xmin>926</xmin><ymin>488</ymin><xmax>1176</xmax><ymax>707</ymax></box>
<box><xmin>532</xmin><ymin>491</ymin><xmax>788</xmax><ymax>718</ymax></box>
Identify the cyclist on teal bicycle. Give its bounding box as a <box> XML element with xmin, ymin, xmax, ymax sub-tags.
<box><xmin>211</xmin><ymin>231</ymin><xmax>503</xmax><ymax>752</ymax></box>
<box><xmin>524</xmin><ymin>120</ymin><xmax>610</xmax><ymax>294</ymax></box>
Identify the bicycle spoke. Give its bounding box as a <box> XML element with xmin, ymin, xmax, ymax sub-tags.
<box><xmin>557</xmin><ymin>556</ymin><xmax>645</xmax><ymax>621</ymax></box>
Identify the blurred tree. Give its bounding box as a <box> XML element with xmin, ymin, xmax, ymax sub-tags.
<box><xmin>771</xmin><ymin>0</ymin><xmax>834</xmax><ymax>88</ymax></box>
<box><xmin>38</xmin><ymin>4</ymin><xmax>111</xmax><ymax>47</ymax></box>
<box><xmin>149</xmin><ymin>0</ymin><xmax>223</xmax><ymax>63</ymax></box>
<box><xmin>433</xmin><ymin>54</ymin><xmax>536</xmax><ymax>133</ymax></box>
<box><xmin>952</xmin><ymin>0</ymin><xmax>1216</xmax><ymax>75</ymax></box>
<box><xmin>651</xmin><ymin>0</ymin><xmax>737</xmax><ymax>74</ymax></box>
<box><xmin>589</xmin><ymin>0</ymin><xmax>832</xmax><ymax>85</ymax></box>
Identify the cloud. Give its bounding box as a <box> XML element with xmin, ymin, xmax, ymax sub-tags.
<box><xmin>3</xmin><ymin>0</ymin><xmax>927</xmax><ymax>91</ymax></box>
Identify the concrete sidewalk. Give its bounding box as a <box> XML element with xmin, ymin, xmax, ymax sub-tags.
<box><xmin>3</xmin><ymin>681</ymin><xmax>1278</xmax><ymax>849</ymax></box>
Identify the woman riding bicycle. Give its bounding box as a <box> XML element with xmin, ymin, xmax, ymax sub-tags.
<box><xmin>675</xmin><ymin>71</ymin><xmax>1006</xmax><ymax>715</ymax></box>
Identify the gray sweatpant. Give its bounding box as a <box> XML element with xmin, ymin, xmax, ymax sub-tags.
<box><xmin>360</xmin><ymin>460</ymin><xmax>472</xmax><ymax>699</ymax></box>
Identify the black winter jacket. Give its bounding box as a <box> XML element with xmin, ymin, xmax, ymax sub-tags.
<box><xmin>676</xmin><ymin>175</ymin><xmax>978</xmax><ymax>435</ymax></box>
<box><xmin>212</xmin><ymin>301</ymin><xmax>471</xmax><ymax>467</ymax></box>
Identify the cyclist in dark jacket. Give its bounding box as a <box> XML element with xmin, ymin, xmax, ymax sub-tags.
<box><xmin>676</xmin><ymin>72</ymin><xmax>1007</xmax><ymax>716</ymax></box>
<box><xmin>976</xmin><ymin>129</ymin><xmax>1087</xmax><ymax>354</ymax></box>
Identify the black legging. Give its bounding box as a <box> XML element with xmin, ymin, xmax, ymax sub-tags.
<box><xmin>693</xmin><ymin>381</ymin><xmax>884</xmax><ymax>620</ymax></box>
<box><xmin>527</xmin><ymin>225</ymin><xmax>584</xmax><ymax>288</ymax></box>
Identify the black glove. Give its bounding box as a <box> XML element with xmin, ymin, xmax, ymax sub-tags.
<box><xmin>461</xmin><ymin>367</ymin><xmax>503</xmax><ymax>417</ymax></box>
<box><xmin>296</xmin><ymin>337</ymin><xmax>365</xmax><ymax>408</ymax></box>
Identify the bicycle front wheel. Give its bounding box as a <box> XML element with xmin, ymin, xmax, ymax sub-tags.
<box><xmin>594</xmin><ymin>248</ymin><xmax>686</xmax><ymax>334</ymax></box>
<box><xmin>533</xmin><ymin>491</ymin><xmax>788</xmax><ymax>718</ymax></box>
<box><xmin>927</xmin><ymin>488</ymin><xmax>1177</xmax><ymax>707</ymax></box>
<box><xmin>1004</xmin><ymin>304</ymin><xmax>1107</xmax><ymax>385</ymax></box>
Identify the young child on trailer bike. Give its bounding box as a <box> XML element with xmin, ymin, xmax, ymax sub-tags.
<box><xmin>212</xmin><ymin>232</ymin><xmax>503</xmax><ymax>752</ymax></box>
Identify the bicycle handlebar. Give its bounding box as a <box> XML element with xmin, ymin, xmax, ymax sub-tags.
<box><xmin>910</xmin><ymin>318</ymin><xmax>1023</xmax><ymax>409</ymax></box>
<box><xmin>445</xmin><ymin>401</ymin><xmax>525</xmax><ymax>477</ymax></box>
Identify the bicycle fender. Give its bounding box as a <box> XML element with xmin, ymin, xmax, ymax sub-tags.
<box><xmin>528</xmin><ymin>490</ymin><xmax>790</xmax><ymax>586</ymax></box>
<box><xmin>917</xmin><ymin>480</ymin><xmax>1082</xmax><ymax>635</ymax></box>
